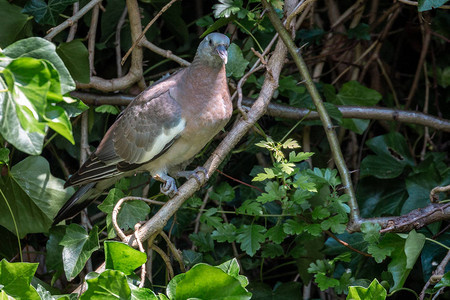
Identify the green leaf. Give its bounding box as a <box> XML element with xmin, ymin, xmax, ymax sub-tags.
<box><xmin>0</xmin><ymin>0</ymin><xmax>29</xmax><ymax>48</ymax></box>
<box><xmin>117</xmin><ymin>200</ymin><xmax>150</xmax><ymax>231</ymax></box>
<box><xmin>253</xmin><ymin>167</ymin><xmax>277</xmax><ymax>182</ymax></box>
<box><xmin>304</xmin><ymin>224</ymin><xmax>323</xmax><ymax>237</ymax></box>
<box><xmin>94</xmin><ymin>105</ymin><xmax>120</xmax><ymax>115</ymax></box>
<box><xmin>0</xmin><ymin>148</ymin><xmax>10</xmax><ymax>165</ymax></box>
<box><xmin>226</xmin><ymin>43</ymin><xmax>249</xmax><ymax>78</ymax></box>
<box><xmin>361</xmin><ymin>132</ymin><xmax>414</xmax><ymax>179</ymax></box>
<box><xmin>56</xmin><ymin>40</ymin><xmax>90</xmax><ymax>84</ymax></box>
<box><xmin>418</xmin><ymin>0</ymin><xmax>449</xmax><ymax>11</ymax></box>
<box><xmin>236</xmin><ymin>224</ymin><xmax>266</xmax><ymax>256</ymax></box>
<box><xmin>256</xmin><ymin>181</ymin><xmax>286</xmax><ymax>203</ymax></box>
<box><xmin>167</xmin><ymin>263</ymin><xmax>252</xmax><ymax>300</ymax></box>
<box><xmin>283</xmin><ymin>219</ymin><xmax>304</xmax><ymax>235</ymax></box>
<box><xmin>189</xmin><ymin>232</ymin><xmax>215</xmax><ymax>252</ymax></box>
<box><xmin>0</xmin><ymin>259</ymin><xmax>40</xmax><ymax>300</ymax></box>
<box><xmin>217</xmin><ymin>258</ymin><xmax>248</xmax><ymax>288</ymax></box>
<box><xmin>347</xmin><ymin>23</ymin><xmax>371</xmax><ymax>40</ymax></box>
<box><xmin>262</xmin><ymin>243</ymin><xmax>284</xmax><ymax>258</ymax></box>
<box><xmin>45</xmin><ymin>226</ymin><xmax>66</xmax><ymax>273</ymax></box>
<box><xmin>209</xmin><ymin>182</ymin><xmax>235</xmax><ymax>202</ymax></box>
<box><xmin>0</xmin><ymin>156</ymin><xmax>74</xmax><ymax>237</ymax></box>
<box><xmin>200</xmin><ymin>208</ymin><xmax>223</xmax><ymax>228</ymax></box>
<box><xmin>266</xmin><ymin>224</ymin><xmax>287</xmax><ymax>244</ymax></box>
<box><xmin>404</xmin><ymin>230</ymin><xmax>426</xmax><ymax>269</ymax></box>
<box><xmin>288</xmin><ymin>151</ymin><xmax>314</xmax><ymax>163</ymax></box>
<box><xmin>3</xmin><ymin>37</ymin><xmax>76</xmax><ymax>94</ymax></box>
<box><xmin>213</xmin><ymin>0</ymin><xmax>242</xmax><ymax>18</ymax></box>
<box><xmin>332</xmin><ymin>81</ymin><xmax>382</xmax><ymax>134</ymax></box>
<box><xmin>130</xmin><ymin>285</ymin><xmax>157</xmax><ymax>300</ymax></box>
<box><xmin>368</xmin><ymin>244</ymin><xmax>393</xmax><ymax>263</ymax></box>
<box><xmin>315</xmin><ymin>273</ymin><xmax>340</xmax><ymax>291</ymax></box>
<box><xmin>347</xmin><ymin>279</ymin><xmax>387</xmax><ymax>300</ymax></box>
<box><xmin>80</xmin><ymin>270</ymin><xmax>131</xmax><ymax>300</ymax></box>
<box><xmin>60</xmin><ymin>225</ymin><xmax>100</xmax><ymax>281</ymax></box>
<box><xmin>104</xmin><ymin>241</ymin><xmax>147</xmax><ymax>275</ymax></box>
<box><xmin>236</xmin><ymin>200</ymin><xmax>263</xmax><ymax>216</ymax></box>
<box><xmin>361</xmin><ymin>222</ymin><xmax>381</xmax><ymax>244</ymax></box>
<box><xmin>312</xmin><ymin>206</ymin><xmax>331</xmax><ymax>220</ymax></box>
<box><xmin>182</xmin><ymin>250</ymin><xmax>203</xmax><ymax>268</ymax></box>
<box><xmin>98</xmin><ymin>188</ymin><xmax>125</xmax><ymax>238</ymax></box>
<box><xmin>212</xmin><ymin>223</ymin><xmax>237</xmax><ymax>243</ymax></box>
<box><xmin>22</xmin><ymin>0</ymin><xmax>77</xmax><ymax>26</ymax></box>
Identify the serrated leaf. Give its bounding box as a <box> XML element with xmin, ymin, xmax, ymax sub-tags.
<box><xmin>266</xmin><ymin>224</ymin><xmax>287</xmax><ymax>244</ymax></box>
<box><xmin>209</xmin><ymin>182</ymin><xmax>235</xmax><ymax>203</ymax></box>
<box><xmin>282</xmin><ymin>138</ymin><xmax>300</xmax><ymax>149</ymax></box>
<box><xmin>262</xmin><ymin>243</ymin><xmax>284</xmax><ymax>258</ymax></box>
<box><xmin>236</xmin><ymin>200</ymin><xmax>263</xmax><ymax>216</ymax></box>
<box><xmin>289</xmin><ymin>151</ymin><xmax>314</xmax><ymax>163</ymax></box>
<box><xmin>312</xmin><ymin>206</ymin><xmax>331</xmax><ymax>220</ymax></box>
<box><xmin>189</xmin><ymin>232</ymin><xmax>215</xmax><ymax>252</ymax></box>
<box><xmin>211</xmin><ymin>223</ymin><xmax>237</xmax><ymax>243</ymax></box>
<box><xmin>283</xmin><ymin>219</ymin><xmax>304</xmax><ymax>235</ymax></box>
<box><xmin>361</xmin><ymin>222</ymin><xmax>381</xmax><ymax>244</ymax></box>
<box><xmin>236</xmin><ymin>224</ymin><xmax>266</xmax><ymax>256</ymax></box>
<box><xmin>94</xmin><ymin>105</ymin><xmax>120</xmax><ymax>115</ymax></box>
<box><xmin>213</xmin><ymin>0</ymin><xmax>242</xmax><ymax>18</ymax></box>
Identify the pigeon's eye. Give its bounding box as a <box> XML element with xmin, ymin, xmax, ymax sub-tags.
<box><xmin>209</xmin><ymin>39</ymin><xmax>213</xmax><ymax>46</ymax></box>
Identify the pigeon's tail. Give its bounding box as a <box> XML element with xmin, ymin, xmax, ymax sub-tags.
<box><xmin>53</xmin><ymin>182</ymin><xmax>97</xmax><ymax>225</ymax></box>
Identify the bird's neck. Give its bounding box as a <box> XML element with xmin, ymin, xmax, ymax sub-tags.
<box><xmin>181</xmin><ymin>60</ymin><xmax>227</xmax><ymax>97</ymax></box>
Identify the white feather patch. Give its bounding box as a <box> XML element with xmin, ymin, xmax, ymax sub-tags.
<box><xmin>136</xmin><ymin>118</ymin><xmax>186</xmax><ymax>163</ymax></box>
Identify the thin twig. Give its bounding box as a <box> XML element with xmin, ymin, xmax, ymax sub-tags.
<box><xmin>122</xmin><ymin>0</ymin><xmax>178</xmax><ymax>65</ymax></box>
<box><xmin>115</xmin><ymin>6</ymin><xmax>128</xmax><ymax>77</ymax></box>
<box><xmin>216</xmin><ymin>169</ymin><xmax>264</xmax><ymax>193</ymax></box>
<box><xmin>236</xmin><ymin>65</ymin><xmax>265</xmax><ymax>119</ymax></box>
<box><xmin>325</xmin><ymin>230</ymin><xmax>371</xmax><ymax>257</ymax></box>
<box><xmin>134</xmin><ymin>223</ymin><xmax>146</xmax><ymax>288</ymax></box>
<box><xmin>262</xmin><ymin>0</ymin><xmax>360</xmax><ymax>225</ymax></box>
<box><xmin>88</xmin><ymin>4</ymin><xmax>100</xmax><ymax>76</ymax></box>
<box><xmin>160</xmin><ymin>231</ymin><xmax>185</xmax><ymax>272</ymax></box>
<box><xmin>151</xmin><ymin>244</ymin><xmax>174</xmax><ymax>279</ymax></box>
<box><xmin>419</xmin><ymin>250</ymin><xmax>450</xmax><ymax>300</ymax></box>
<box><xmin>193</xmin><ymin>187</ymin><xmax>212</xmax><ymax>237</ymax></box>
<box><xmin>66</xmin><ymin>2</ymin><xmax>79</xmax><ymax>42</ymax></box>
<box><xmin>430</xmin><ymin>185</ymin><xmax>450</xmax><ymax>203</ymax></box>
<box><xmin>45</xmin><ymin>0</ymin><xmax>102</xmax><ymax>40</ymax></box>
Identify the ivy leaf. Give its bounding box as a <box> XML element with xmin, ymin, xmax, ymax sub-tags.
<box><xmin>418</xmin><ymin>0</ymin><xmax>450</xmax><ymax>11</ymax></box>
<box><xmin>236</xmin><ymin>224</ymin><xmax>266</xmax><ymax>256</ymax></box>
<box><xmin>226</xmin><ymin>43</ymin><xmax>249</xmax><ymax>78</ymax></box>
<box><xmin>117</xmin><ymin>200</ymin><xmax>150</xmax><ymax>231</ymax></box>
<box><xmin>213</xmin><ymin>0</ymin><xmax>242</xmax><ymax>18</ymax></box>
<box><xmin>0</xmin><ymin>0</ymin><xmax>29</xmax><ymax>48</ymax></box>
<box><xmin>0</xmin><ymin>259</ymin><xmax>40</xmax><ymax>300</ymax></box>
<box><xmin>80</xmin><ymin>270</ymin><xmax>131</xmax><ymax>299</ymax></box>
<box><xmin>60</xmin><ymin>225</ymin><xmax>99</xmax><ymax>281</ymax></box>
<box><xmin>347</xmin><ymin>279</ymin><xmax>387</xmax><ymax>300</ymax></box>
<box><xmin>212</xmin><ymin>223</ymin><xmax>237</xmax><ymax>243</ymax></box>
<box><xmin>104</xmin><ymin>241</ymin><xmax>147</xmax><ymax>275</ymax></box>
<box><xmin>56</xmin><ymin>40</ymin><xmax>90</xmax><ymax>84</ymax></box>
<box><xmin>22</xmin><ymin>0</ymin><xmax>77</xmax><ymax>26</ymax></box>
<box><xmin>404</xmin><ymin>230</ymin><xmax>426</xmax><ymax>269</ymax></box>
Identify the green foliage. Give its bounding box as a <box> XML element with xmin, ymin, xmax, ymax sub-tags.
<box><xmin>418</xmin><ymin>0</ymin><xmax>450</xmax><ymax>11</ymax></box>
<box><xmin>347</xmin><ymin>279</ymin><xmax>387</xmax><ymax>300</ymax></box>
<box><xmin>59</xmin><ymin>224</ymin><xmax>99</xmax><ymax>281</ymax></box>
<box><xmin>104</xmin><ymin>241</ymin><xmax>147</xmax><ymax>275</ymax></box>
<box><xmin>0</xmin><ymin>156</ymin><xmax>74</xmax><ymax>237</ymax></box>
<box><xmin>0</xmin><ymin>259</ymin><xmax>40</xmax><ymax>300</ymax></box>
<box><xmin>22</xmin><ymin>0</ymin><xmax>77</xmax><ymax>26</ymax></box>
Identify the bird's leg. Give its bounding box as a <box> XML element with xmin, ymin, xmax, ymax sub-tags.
<box><xmin>175</xmin><ymin>167</ymin><xmax>209</xmax><ymax>185</ymax></box>
<box><xmin>154</xmin><ymin>172</ymin><xmax>178</xmax><ymax>197</ymax></box>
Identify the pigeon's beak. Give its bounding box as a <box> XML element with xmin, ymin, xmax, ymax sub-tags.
<box><xmin>216</xmin><ymin>45</ymin><xmax>228</xmax><ymax>64</ymax></box>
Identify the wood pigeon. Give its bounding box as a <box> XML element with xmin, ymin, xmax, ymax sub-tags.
<box><xmin>54</xmin><ymin>33</ymin><xmax>232</xmax><ymax>224</ymax></box>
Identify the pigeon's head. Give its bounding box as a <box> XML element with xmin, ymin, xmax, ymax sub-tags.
<box><xmin>196</xmin><ymin>33</ymin><xmax>230</xmax><ymax>66</ymax></box>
